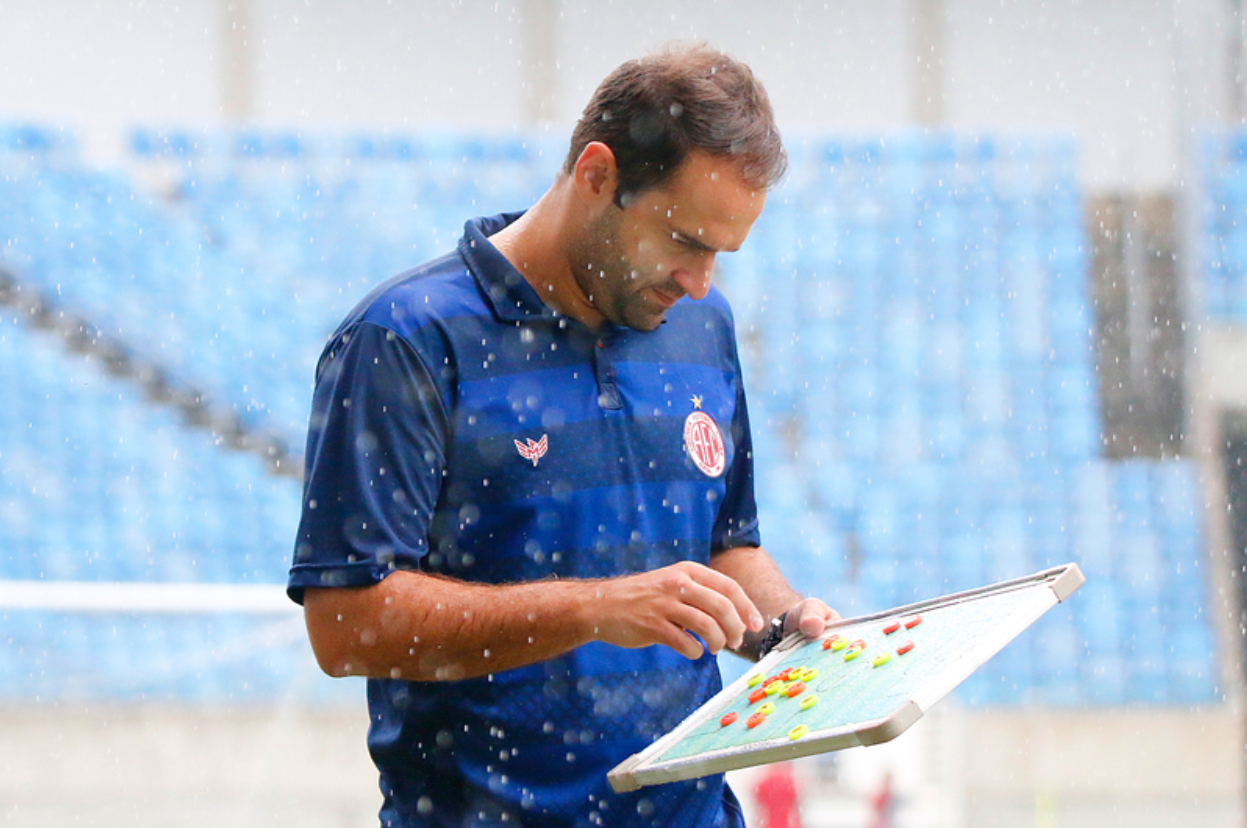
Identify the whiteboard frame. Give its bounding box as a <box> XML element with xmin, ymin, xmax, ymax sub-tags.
<box><xmin>607</xmin><ymin>563</ymin><xmax>1085</xmax><ymax>792</ymax></box>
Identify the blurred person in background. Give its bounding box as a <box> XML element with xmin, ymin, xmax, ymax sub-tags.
<box><xmin>754</xmin><ymin>763</ymin><xmax>803</xmax><ymax>828</ymax></box>
<box><xmin>869</xmin><ymin>771</ymin><xmax>895</xmax><ymax>828</ymax></box>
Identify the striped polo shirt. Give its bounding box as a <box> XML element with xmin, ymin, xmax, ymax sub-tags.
<box><xmin>289</xmin><ymin>213</ymin><xmax>760</xmax><ymax>828</ymax></box>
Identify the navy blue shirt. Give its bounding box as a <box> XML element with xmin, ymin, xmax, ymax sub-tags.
<box><xmin>290</xmin><ymin>214</ymin><xmax>761</xmax><ymax>828</ymax></box>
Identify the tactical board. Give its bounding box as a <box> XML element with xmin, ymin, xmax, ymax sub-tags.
<box><xmin>608</xmin><ymin>564</ymin><xmax>1084</xmax><ymax>792</ymax></box>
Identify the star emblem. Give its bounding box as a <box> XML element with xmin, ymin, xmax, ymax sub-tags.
<box><xmin>691</xmin><ymin>395</ymin><xmax>703</xmax><ymax>410</ymax></box>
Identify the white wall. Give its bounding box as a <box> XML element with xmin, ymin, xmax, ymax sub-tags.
<box><xmin>0</xmin><ymin>0</ymin><xmax>1239</xmax><ymax>190</ymax></box>
<box><xmin>1</xmin><ymin>705</ymin><xmax>1239</xmax><ymax>828</ymax></box>
<box><xmin>249</xmin><ymin>0</ymin><xmax>527</xmax><ymax>129</ymax></box>
<box><xmin>0</xmin><ymin>0</ymin><xmax>217</xmax><ymax>159</ymax></box>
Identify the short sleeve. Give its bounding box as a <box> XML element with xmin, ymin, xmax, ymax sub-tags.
<box><xmin>710</xmin><ymin>338</ymin><xmax>761</xmax><ymax>552</ymax></box>
<box><xmin>287</xmin><ymin>321</ymin><xmax>451</xmax><ymax>604</ymax></box>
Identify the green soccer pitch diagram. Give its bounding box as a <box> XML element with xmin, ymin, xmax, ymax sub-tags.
<box><xmin>608</xmin><ymin>564</ymin><xmax>1085</xmax><ymax>792</ymax></box>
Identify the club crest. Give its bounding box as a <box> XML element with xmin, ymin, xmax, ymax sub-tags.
<box><xmin>683</xmin><ymin>399</ymin><xmax>725</xmax><ymax>477</ymax></box>
<box><xmin>514</xmin><ymin>434</ymin><xmax>549</xmax><ymax>466</ymax></box>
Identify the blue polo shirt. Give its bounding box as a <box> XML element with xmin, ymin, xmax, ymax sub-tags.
<box><xmin>290</xmin><ymin>213</ymin><xmax>761</xmax><ymax>828</ymax></box>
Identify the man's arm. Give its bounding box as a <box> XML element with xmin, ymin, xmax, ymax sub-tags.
<box><xmin>303</xmin><ymin>561</ymin><xmax>766</xmax><ymax>682</ymax></box>
<box><xmin>709</xmin><ymin>545</ymin><xmax>839</xmax><ymax>660</ymax></box>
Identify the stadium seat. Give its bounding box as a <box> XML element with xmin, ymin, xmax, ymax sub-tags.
<box><xmin>0</xmin><ymin>124</ymin><xmax>1222</xmax><ymax>706</ymax></box>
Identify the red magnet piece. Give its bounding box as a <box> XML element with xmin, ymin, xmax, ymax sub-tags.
<box><xmin>852</xmin><ymin>639</ymin><xmax>866</xmax><ymax>651</ymax></box>
<box><xmin>904</xmin><ymin>616</ymin><xmax>923</xmax><ymax>629</ymax></box>
<box><xmin>747</xmin><ymin>712</ymin><xmax>767</xmax><ymax>729</ymax></box>
<box><xmin>896</xmin><ymin>641</ymin><xmax>915</xmax><ymax>656</ymax></box>
<box><xmin>822</xmin><ymin>635</ymin><xmax>841</xmax><ymax>650</ymax></box>
<box><xmin>748</xmin><ymin>688</ymin><xmax>768</xmax><ymax>704</ymax></box>
<box><xmin>720</xmin><ymin>711</ymin><xmax>739</xmax><ymax>727</ymax></box>
<box><xmin>785</xmin><ymin>681</ymin><xmax>806</xmax><ymax>698</ymax></box>
<box><xmin>882</xmin><ymin>621</ymin><xmax>901</xmax><ymax>635</ymax></box>
<box><xmin>762</xmin><ymin>674</ymin><xmax>783</xmax><ymax>687</ymax></box>
<box><xmin>778</xmin><ymin>668</ymin><xmax>794</xmax><ymax>681</ymax></box>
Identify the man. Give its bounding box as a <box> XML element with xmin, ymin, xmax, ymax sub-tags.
<box><xmin>289</xmin><ymin>43</ymin><xmax>837</xmax><ymax>828</ymax></box>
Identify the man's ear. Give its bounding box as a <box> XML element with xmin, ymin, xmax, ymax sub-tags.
<box><xmin>572</xmin><ymin>141</ymin><xmax>618</xmax><ymax>205</ymax></box>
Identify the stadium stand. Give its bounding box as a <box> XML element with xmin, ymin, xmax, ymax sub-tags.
<box><xmin>0</xmin><ymin>305</ymin><xmax>347</xmax><ymax>701</ymax></box>
<box><xmin>737</xmin><ymin>132</ymin><xmax>1215</xmax><ymax>704</ymax></box>
<box><xmin>1197</xmin><ymin>130</ymin><xmax>1247</xmax><ymax>325</ymax></box>
<box><xmin>0</xmin><ymin>120</ymin><xmax>1221</xmax><ymax>706</ymax></box>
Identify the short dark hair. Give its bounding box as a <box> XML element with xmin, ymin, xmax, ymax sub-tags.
<box><xmin>564</xmin><ymin>43</ymin><xmax>787</xmax><ymax>206</ymax></box>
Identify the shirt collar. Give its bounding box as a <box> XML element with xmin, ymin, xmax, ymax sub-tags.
<box><xmin>458</xmin><ymin>212</ymin><xmax>563</xmax><ymax>324</ymax></box>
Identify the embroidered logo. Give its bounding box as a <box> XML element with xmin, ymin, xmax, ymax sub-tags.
<box><xmin>683</xmin><ymin>397</ymin><xmax>725</xmax><ymax>477</ymax></box>
<box><xmin>514</xmin><ymin>434</ymin><xmax>549</xmax><ymax>466</ymax></box>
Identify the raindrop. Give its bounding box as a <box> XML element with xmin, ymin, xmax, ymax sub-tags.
<box><xmin>354</xmin><ymin>430</ymin><xmax>379</xmax><ymax>454</ymax></box>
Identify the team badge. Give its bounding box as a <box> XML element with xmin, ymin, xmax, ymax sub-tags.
<box><xmin>683</xmin><ymin>396</ymin><xmax>725</xmax><ymax>477</ymax></box>
<box><xmin>514</xmin><ymin>434</ymin><xmax>549</xmax><ymax>466</ymax></box>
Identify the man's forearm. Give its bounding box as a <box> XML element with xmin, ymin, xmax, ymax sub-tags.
<box><xmin>303</xmin><ymin>560</ymin><xmax>765</xmax><ymax>682</ymax></box>
<box><xmin>304</xmin><ymin>571</ymin><xmax>599</xmax><ymax>681</ymax></box>
<box><xmin>710</xmin><ymin>545</ymin><xmax>837</xmax><ymax>660</ymax></box>
<box><xmin>709</xmin><ymin>545</ymin><xmax>804</xmax><ymax>619</ymax></box>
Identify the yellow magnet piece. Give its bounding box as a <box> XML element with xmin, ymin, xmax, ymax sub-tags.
<box><xmin>800</xmin><ymin>694</ymin><xmax>819</xmax><ymax>711</ymax></box>
<box><xmin>844</xmin><ymin>648</ymin><xmax>862</xmax><ymax>662</ymax></box>
<box><xmin>872</xmin><ymin>653</ymin><xmax>892</xmax><ymax>668</ymax></box>
<box><xmin>757</xmin><ymin>701</ymin><xmax>776</xmax><ymax>716</ymax></box>
<box><xmin>830</xmin><ymin>638</ymin><xmax>849</xmax><ymax>652</ymax></box>
<box><xmin>788</xmin><ymin>724</ymin><xmax>809</xmax><ymax>740</ymax></box>
<box><xmin>746</xmin><ymin>673</ymin><xmax>764</xmax><ymax>688</ymax></box>
<box><xmin>799</xmin><ymin>667</ymin><xmax>819</xmax><ymax>682</ymax></box>
<box><xmin>765</xmin><ymin>681</ymin><xmax>784</xmax><ymax>696</ymax></box>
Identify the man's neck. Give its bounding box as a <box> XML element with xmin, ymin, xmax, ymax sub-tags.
<box><xmin>489</xmin><ymin>188</ymin><xmax>606</xmax><ymax>330</ymax></box>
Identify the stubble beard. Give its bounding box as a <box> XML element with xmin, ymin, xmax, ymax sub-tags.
<box><xmin>568</xmin><ymin>209</ymin><xmax>670</xmax><ymax>332</ymax></box>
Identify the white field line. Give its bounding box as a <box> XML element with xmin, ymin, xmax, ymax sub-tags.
<box><xmin>0</xmin><ymin>580</ymin><xmax>298</xmax><ymax>614</ymax></box>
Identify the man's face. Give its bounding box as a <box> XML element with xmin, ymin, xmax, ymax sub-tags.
<box><xmin>568</xmin><ymin>152</ymin><xmax>766</xmax><ymax>332</ymax></box>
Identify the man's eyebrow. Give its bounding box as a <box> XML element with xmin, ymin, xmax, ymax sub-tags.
<box><xmin>671</xmin><ymin>228</ymin><xmax>733</xmax><ymax>254</ymax></box>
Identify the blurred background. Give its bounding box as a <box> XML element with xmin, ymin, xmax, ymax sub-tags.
<box><xmin>0</xmin><ymin>0</ymin><xmax>1244</xmax><ymax>826</ymax></box>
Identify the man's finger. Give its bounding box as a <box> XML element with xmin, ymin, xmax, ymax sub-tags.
<box><xmin>674</xmin><ymin>578</ymin><xmax>752</xmax><ymax>650</ymax></box>
<box><xmin>653</xmin><ymin>619</ymin><xmax>707</xmax><ymax>660</ymax></box>
<box><xmin>680</xmin><ymin>562</ymin><xmax>764</xmax><ymax>633</ymax></box>
<box><xmin>787</xmin><ymin>598</ymin><xmax>839</xmax><ymax>639</ymax></box>
<box><xmin>668</xmin><ymin>601</ymin><xmax>731</xmax><ymax>654</ymax></box>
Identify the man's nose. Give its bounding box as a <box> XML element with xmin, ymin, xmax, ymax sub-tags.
<box><xmin>672</xmin><ymin>255</ymin><xmax>714</xmax><ymax>301</ymax></box>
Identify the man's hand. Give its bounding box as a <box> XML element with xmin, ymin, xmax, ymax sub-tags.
<box><xmin>707</xmin><ymin>545</ymin><xmax>840</xmax><ymax>660</ymax></box>
<box><xmin>585</xmin><ymin>561</ymin><xmax>766</xmax><ymax>659</ymax></box>
<box><xmin>782</xmin><ymin>597</ymin><xmax>840</xmax><ymax>639</ymax></box>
